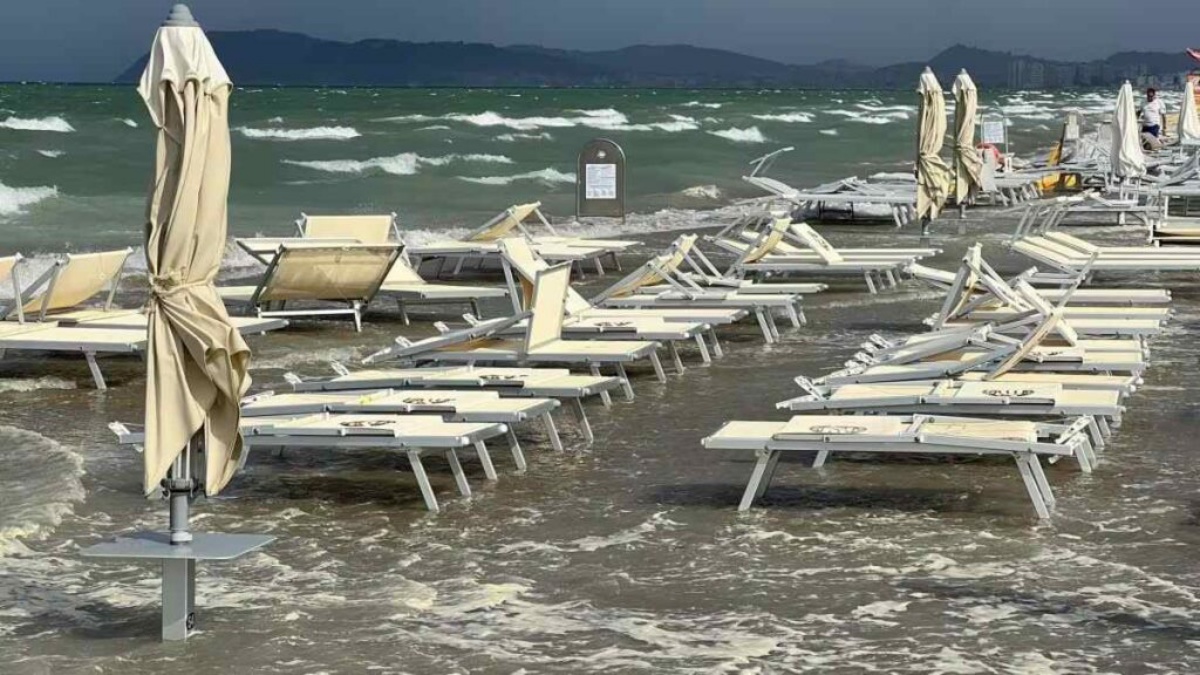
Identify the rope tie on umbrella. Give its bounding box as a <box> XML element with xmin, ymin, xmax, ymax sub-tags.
<box><xmin>150</xmin><ymin>269</ymin><xmax>211</xmax><ymax>297</ymax></box>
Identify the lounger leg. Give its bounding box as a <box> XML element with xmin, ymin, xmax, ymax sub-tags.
<box><xmin>1073</xmin><ymin>439</ymin><xmax>1094</xmax><ymax>474</ymax></box>
<box><xmin>1014</xmin><ymin>455</ymin><xmax>1051</xmax><ymax>519</ymax></box>
<box><xmin>649</xmin><ymin>351</ymin><xmax>667</xmax><ymax>382</ymax></box>
<box><xmin>739</xmin><ymin>450</ymin><xmax>776</xmax><ymax>511</ymax></box>
<box><xmin>569</xmin><ymin>398</ymin><xmax>595</xmax><ymax>445</ymax></box>
<box><xmin>1027</xmin><ymin>454</ymin><xmax>1056</xmax><ymax>509</ymax></box>
<box><xmin>474</xmin><ymin>440</ymin><xmax>498</xmax><ymax>481</ymax></box>
<box><xmin>766</xmin><ymin>311</ymin><xmax>781</xmax><ymax>341</ymax></box>
<box><xmin>445</xmin><ymin>450</ymin><xmax>472</xmax><ymax>499</ymax></box>
<box><xmin>755</xmin><ymin>450</ymin><xmax>783</xmax><ymax>499</ymax></box>
<box><xmin>396</xmin><ymin>298</ymin><xmax>410</xmax><ymax>326</ymax></box>
<box><xmin>470</xmin><ymin>299</ymin><xmax>482</xmax><ymax>319</ymax></box>
<box><xmin>85</xmin><ymin>352</ymin><xmax>106</xmax><ymax>390</ymax></box>
<box><xmin>542</xmin><ymin>411</ymin><xmax>565</xmax><ymax>452</ymax></box>
<box><xmin>885</xmin><ymin>269</ymin><xmax>898</xmax><ymax>288</ymax></box>
<box><xmin>785</xmin><ymin>303</ymin><xmax>802</xmax><ymax>328</ymax></box>
<box><xmin>506</xmin><ymin>429</ymin><xmax>527</xmax><ymax>472</ymax></box>
<box><xmin>407</xmin><ymin>450</ymin><xmax>440</xmax><ymax>512</ymax></box>
<box><xmin>352</xmin><ymin>303</ymin><xmax>363</xmax><ymax>333</ymax></box>
<box><xmin>754</xmin><ymin>309</ymin><xmax>774</xmax><ymax>344</ymax></box>
<box><xmin>812</xmin><ymin>450</ymin><xmax>829</xmax><ymax>468</ymax></box>
<box><xmin>594</xmin><ymin>258</ymin><xmax>604</xmax><ymax>276</ymax></box>
<box><xmin>694</xmin><ymin>333</ymin><xmax>712</xmax><ymax>364</ymax></box>
<box><xmin>796</xmin><ymin>303</ymin><xmax>808</xmax><ymax>326</ymax></box>
<box><xmin>667</xmin><ymin>340</ymin><xmax>685</xmax><ymax>374</ymax></box>
<box><xmin>590</xmin><ymin>364</ymin><xmax>613</xmax><ymax>407</ymax></box>
<box><xmin>614</xmin><ymin>363</ymin><xmax>635</xmax><ymax>401</ymax></box>
<box><xmin>708</xmin><ymin>329</ymin><xmax>724</xmax><ymax>358</ymax></box>
<box><xmin>864</xmin><ymin>271</ymin><xmax>878</xmax><ymax>294</ymax></box>
<box><xmin>610</xmin><ymin>251</ymin><xmax>622</xmax><ymax>271</ymax></box>
<box><xmin>451</xmin><ymin>257</ymin><xmax>465</xmax><ymax>277</ymax></box>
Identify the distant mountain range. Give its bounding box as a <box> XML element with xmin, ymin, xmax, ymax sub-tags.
<box><xmin>114</xmin><ymin>31</ymin><xmax>1198</xmax><ymax>89</ymax></box>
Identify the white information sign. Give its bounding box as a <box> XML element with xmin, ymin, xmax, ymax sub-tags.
<box><xmin>981</xmin><ymin>119</ymin><xmax>1006</xmax><ymax>145</ymax></box>
<box><xmin>585</xmin><ymin>163</ymin><xmax>617</xmax><ymax>200</ymax></box>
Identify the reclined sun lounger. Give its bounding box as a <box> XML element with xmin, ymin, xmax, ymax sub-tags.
<box><xmin>242</xmin><ymin>387</ymin><xmax>561</xmax><ymax>463</ymax></box>
<box><xmin>219</xmin><ymin>243</ymin><xmax>401</xmax><ymax>331</ymax></box>
<box><xmin>779</xmin><ymin>377</ymin><xmax>1119</xmax><ymax>454</ymax></box>
<box><xmin>498</xmin><ymin>237</ymin><xmax>739</xmax><ymax>355</ymax></box>
<box><xmin>1012</xmin><ymin>236</ymin><xmax>1200</xmax><ymax>275</ymax></box>
<box><xmin>587</xmin><ymin>238</ymin><xmax>813</xmax><ymax>343</ymax></box>
<box><xmin>13</xmin><ymin>248</ymin><xmax>133</xmax><ymax>322</ymax></box>
<box><xmin>636</xmin><ymin>234</ymin><xmax>827</xmax><ymax>297</ymax></box>
<box><xmin>408</xmin><ymin>202</ymin><xmax>636</xmax><ymax>277</ymax></box>
<box><xmin>905</xmin><ymin>258</ymin><xmax>1172</xmax><ymax>306</ymax></box>
<box><xmin>364</xmin><ymin>264</ymin><xmax>664</xmax><ymax>400</ymax></box>
<box><xmin>702</xmin><ymin>414</ymin><xmax>1094</xmax><ymax>517</ymax></box>
<box><xmin>240</xmin><ymin>413</ymin><xmax>509</xmax><ymax>512</ymax></box>
<box><xmin>284</xmin><ymin>364</ymin><xmax>623</xmax><ymax>441</ymax></box>
<box><xmin>707</xmin><ymin>217</ymin><xmax>939</xmax><ymax>293</ymax></box>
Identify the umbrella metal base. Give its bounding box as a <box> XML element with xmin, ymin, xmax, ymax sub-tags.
<box><xmin>81</xmin><ymin>531</ymin><xmax>273</xmax><ymax>641</ymax></box>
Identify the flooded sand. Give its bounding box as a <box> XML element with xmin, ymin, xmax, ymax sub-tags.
<box><xmin>2</xmin><ymin>216</ymin><xmax>1200</xmax><ymax>674</ymax></box>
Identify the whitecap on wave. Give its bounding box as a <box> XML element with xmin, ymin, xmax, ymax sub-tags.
<box><xmin>752</xmin><ymin>112</ymin><xmax>813</xmax><ymax>123</ymax></box>
<box><xmin>382</xmin><ymin>108</ymin><xmax>697</xmax><ymax>133</ymax></box>
<box><xmin>681</xmin><ymin>101</ymin><xmax>723</xmax><ymax>109</ymax></box>
<box><xmin>0</xmin><ymin>181</ymin><xmax>57</xmax><ymax>217</ymax></box>
<box><xmin>283</xmin><ymin>152</ymin><xmax>512</xmax><ymax>175</ymax></box>
<box><xmin>708</xmin><ymin>126</ymin><xmax>766</xmax><ymax>143</ymax></box>
<box><xmin>120</xmin><ymin>118</ymin><xmax>138</xmax><ymax>128</ymax></box>
<box><xmin>497</xmin><ymin>132</ymin><xmax>554</xmax><ymax>142</ymax></box>
<box><xmin>679</xmin><ymin>185</ymin><xmax>722</xmax><ymax>200</ymax></box>
<box><xmin>238</xmin><ymin>126</ymin><xmax>361</xmax><ymax>141</ymax></box>
<box><xmin>0</xmin><ymin>116</ymin><xmax>74</xmax><ymax>133</ymax></box>
<box><xmin>0</xmin><ymin>426</ymin><xmax>85</xmax><ymax>557</ymax></box>
<box><xmin>36</xmin><ymin>149</ymin><xmax>64</xmax><ymax>158</ymax></box>
<box><xmin>457</xmin><ymin>168</ymin><xmax>574</xmax><ymax>186</ymax></box>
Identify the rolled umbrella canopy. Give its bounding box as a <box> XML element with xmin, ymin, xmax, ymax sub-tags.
<box><xmin>916</xmin><ymin>67</ymin><xmax>953</xmax><ymax>221</ymax></box>
<box><xmin>140</xmin><ymin>4</ymin><xmax>252</xmax><ymax>496</ymax></box>
<box><xmin>1110</xmin><ymin>81</ymin><xmax>1146</xmax><ymax>179</ymax></box>
<box><xmin>1180</xmin><ymin>80</ymin><xmax>1200</xmax><ymax>143</ymax></box>
<box><xmin>951</xmin><ymin>69</ymin><xmax>983</xmax><ymax>204</ymax></box>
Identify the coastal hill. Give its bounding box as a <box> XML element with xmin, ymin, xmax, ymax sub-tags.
<box><xmin>115</xmin><ymin>31</ymin><xmax>1196</xmax><ymax>88</ymax></box>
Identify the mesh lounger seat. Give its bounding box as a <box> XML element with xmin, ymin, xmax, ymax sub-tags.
<box><xmin>702</xmin><ymin>414</ymin><xmax>1094</xmax><ymax>518</ymax></box>
<box><xmin>219</xmin><ymin>243</ymin><xmax>401</xmax><ymax>331</ymax></box>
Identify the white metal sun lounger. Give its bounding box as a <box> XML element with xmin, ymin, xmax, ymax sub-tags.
<box><xmin>220</xmin><ymin>243</ymin><xmax>401</xmax><ymax>331</ymax></box>
<box><xmin>242</xmin><ymin>388</ymin><xmax>561</xmax><ymax>463</ymax></box>
<box><xmin>1012</xmin><ymin>237</ymin><xmax>1200</xmax><ymax>275</ymax></box>
<box><xmin>240</xmin><ymin>413</ymin><xmax>509</xmax><ymax>512</ymax></box>
<box><xmin>9</xmin><ymin>248</ymin><xmax>133</xmax><ymax>322</ymax></box>
<box><xmin>290</xmin><ymin>213</ymin><xmax>512</xmax><ymax>323</ymax></box>
<box><xmin>364</xmin><ymin>264</ymin><xmax>664</xmax><ymax>400</ymax></box>
<box><xmin>904</xmin><ymin>260</ymin><xmax>1172</xmax><ymax>306</ymax></box>
<box><xmin>283</xmin><ymin>364</ymin><xmax>623</xmax><ymax>442</ymax></box>
<box><xmin>703</xmin><ymin>414</ymin><xmax>1093</xmax><ymax>518</ymax></box>
<box><xmin>778</xmin><ymin>377</ymin><xmax>1120</xmax><ymax>454</ymax></box>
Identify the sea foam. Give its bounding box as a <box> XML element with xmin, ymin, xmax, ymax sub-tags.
<box><xmin>0</xmin><ymin>116</ymin><xmax>74</xmax><ymax>133</ymax></box>
<box><xmin>457</xmin><ymin>168</ymin><xmax>574</xmax><ymax>186</ymax></box>
<box><xmin>708</xmin><ymin>126</ymin><xmax>766</xmax><ymax>143</ymax></box>
<box><xmin>238</xmin><ymin>126</ymin><xmax>361</xmax><ymax>141</ymax></box>
<box><xmin>752</xmin><ymin>112</ymin><xmax>814</xmax><ymax>123</ymax></box>
<box><xmin>0</xmin><ymin>181</ymin><xmax>57</xmax><ymax>216</ymax></box>
<box><xmin>283</xmin><ymin>152</ymin><xmax>512</xmax><ymax>175</ymax></box>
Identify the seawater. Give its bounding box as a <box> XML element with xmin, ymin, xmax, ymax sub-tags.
<box><xmin>0</xmin><ymin>84</ymin><xmax>1198</xmax><ymax>673</ymax></box>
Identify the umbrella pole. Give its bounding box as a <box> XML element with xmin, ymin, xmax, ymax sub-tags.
<box><xmin>168</xmin><ymin>437</ymin><xmax>196</xmax><ymax>545</ymax></box>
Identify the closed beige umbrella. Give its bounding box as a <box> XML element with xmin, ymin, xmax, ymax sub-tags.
<box><xmin>1180</xmin><ymin>80</ymin><xmax>1200</xmax><ymax>144</ymax></box>
<box><xmin>1111</xmin><ymin>81</ymin><xmax>1146</xmax><ymax>179</ymax></box>
<box><xmin>140</xmin><ymin>4</ymin><xmax>251</xmax><ymax>497</ymax></box>
<box><xmin>916</xmin><ymin>67</ymin><xmax>953</xmax><ymax>227</ymax></box>
<box><xmin>951</xmin><ymin>69</ymin><xmax>983</xmax><ymax>205</ymax></box>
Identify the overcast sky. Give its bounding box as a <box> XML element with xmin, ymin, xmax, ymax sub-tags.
<box><xmin>2</xmin><ymin>0</ymin><xmax>1196</xmax><ymax>82</ymax></box>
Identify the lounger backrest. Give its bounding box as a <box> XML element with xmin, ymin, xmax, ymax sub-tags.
<box><xmin>790</xmin><ymin>223</ymin><xmax>844</xmax><ymax>264</ymax></box>
<box><xmin>372</xmin><ymin>315</ymin><xmax>525</xmax><ymax>361</ymax></box>
<box><xmin>382</xmin><ymin>254</ymin><xmax>426</xmax><ymax>285</ymax></box>
<box><xmin>740</xmin><ymin>218</ymin><xmax>791</xmax><ymax>264</ymax></box>
<box><xmin>524</xmin><ymin>263</ymin><xmax>571</xmax><ymax>351</ymax></box>
<box><xmin>22</xmin><ymin>248</ymin><xmax>131</xmax><ymax>315</ymax></box>
<box><xmin>255</xmin><ymin>244</ymin><xmax>399</xmax><ymax>303</ymax></box>
<box><xmin>300</xmin><ymin>214</ymin><xmax>395</xmax><ymax>244</ymax></box>
<box><xmin>0</xmin><ymin>255</ymin><xmax>20</xmax><ymax>285</ymax></box>
<box><xmin>596</xmin><ymin>253</ymin><xmax>673</xmax><ymax>299</ymax></box>
<box><xmin>1046</xmin><ymin>232</ymin><xmax>1099</xmax><ymax>254</ymax></box>
<box><xmin>467</xmin><ymin>202</ymin><xmax>542</xmax><ymax>242</ymax></box>
<box><xmin>987</xmin><ymin>309</ymin><xmax>1064</xmax><ymax>379</ymax></box>
<box><xmin>499</xmin><ymin>238</ymin><xmax>592</xmax><ymax>315</ymax></box>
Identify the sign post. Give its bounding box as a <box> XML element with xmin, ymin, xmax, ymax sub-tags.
<box><xmin>577</xmin><ymin>138</ymin><xmax>626</xmax><ymax>221</ymax></box>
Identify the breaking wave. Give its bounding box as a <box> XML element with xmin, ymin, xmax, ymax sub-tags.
<box><xmin>0</xmin><ymin>181</ymin><xmax>57</xmax><ymax>217</ymax></box>
<box><xmin>283</xmin><ymin>152</ymin><xmax>512</xmax><ymax>175</ymax></box>
<box><xmin>35</xmin><ymin>150</ymin><xmax>64</xmax><ymax>158</ymax></box>
<box><xmin>752</xmin><ymin>112</ymin><xmax>814</xmax><ymax>123</ymax></box>
<box><xmin>708</xmin><ymin>126</ymin><xmax>766</xmax><ymax>143</ymax></box>
<box><xmin>238</xmin><ymin>126</ymin><xmax>362</xmax><ymax>141</ymax></box>
<box><xmin>121</xmin><ymin>118</ymin><xmax>138</xmax><ymax>128</ymax></box>
<box><xmin>0</xmin><ymin>116</ymin><xmax>74</xmax><ymax>133</ymax></box>
<box><xmin>497</xmin><ymin>132</ymin><xmax>554</xmax><ymax>142</ymax></box>
<box><xmin>820</xmin><ymin>128</ymin><xmax>839</xmax><ymax>136</ymax></box>
<box><xmin>681</xmin><ymin>101</ymin><xmax>723</xmax><ymax>109</ymax></box>
<box><xmin>383</xmin><ymin>108</ymin><xmax>696</xmax><ymax>133</ymax></box>
<box><xmin>0</xmin><ymin>426</ymin><xmax>85</xmax><ymax>557</ymax></box>
<box><xmin>457</xmin><ymin>168</ymin><xmax>575</xmax><ymax>186</ymax></box>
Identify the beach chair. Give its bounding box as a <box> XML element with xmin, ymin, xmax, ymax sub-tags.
<box><xmin>408</xmin><ymin>202</ymin><xmax>635</xmax><ymax>277</ymax></box>
<box><xmin>284</xmin><ymin>364</ymin><xmax>623</xmax><ymax>443</ymax></box>
<box><xmin>703</xmin><ymin>414</ymin><xmax>1093</xmax><ymax>517</ymax></box>
<box><xmin>905</xmin><ymin>258</ymin><xmax>1172</xmax><ymax>306</ymax></box>
<box><xmin>778</xmin><ymin>377</ymin><xmax>1119</xmax><ymax>455</ymax></box>
<box><xmin>219</xmin><ymin>243</ymin><xmax>401</xmax><ymax>331</ymax></box>
<box><xmin>1012</xmin><ymin>236</ymin><xmax>1200</xmax><ymax>275</ymax></box>
<box><xmin>498</xmin><ymin>237</ymin><xmax>739</xmax><ymax>357</ymax></box>
<box><xmin>364</xmin><ymin>264</ymin><xmax>664</xmax><ymax>400</ymax></box>
<box><xmin>239</xmin><ymin>413</ymin><xmax>509</xmax><ymax>512</ymax></box>
<box><xmin>296</xmin><ymin>213</ymin><xmax>399</xmax><ymax>242</ymax></box>
<box><xmin>14</xmin><ymin>248</ymin><xmax>133</xmax><ymax>322</ymax></box>
<box><xmin>242</xmin><ymin>387</ymin><xmax>561</xmax><ymax>463</ymax></box>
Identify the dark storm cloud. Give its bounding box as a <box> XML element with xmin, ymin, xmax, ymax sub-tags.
<box><xmin>2</xmin><ymin>0</ymin><xmax>1196</xmax><ymax>81</ymax></box>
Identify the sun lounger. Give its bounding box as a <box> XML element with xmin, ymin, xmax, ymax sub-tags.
<box><xmin>240</xmin><ymin>413</ymin><xmax>509</xmax><ymax>512</ymax></box>
<box><xmin>243</xmin><ymin>387</ymin><xmax>561</xmax><ymax>461</ymax></box>
<box><xmin>702</xmin><ymin>414</ymin><xmax>1094</xmax><ymax>517</ymax></box>
<box><xmin>284</xmin><ymin>364</ymin><xmax>623</xmax><ymax>441</ymax></box>
<box><xmin>408</xmin><ymin>202</ymin><xmax>636</xmax><ymax>277</ymax></box>
<box><xmin>219</xmin><ymin>243</ymin><xmax>401</xmax><ymax>331</ymax></box>
<box><xmin>364</xmin><ymin>264</ymin><xmax>664</xmax><ymax>400</ymax></box>
<box><xmin>706</xmin><ymin>217</ymin><xmax>938</xmax><ymax>293</ymax></box>
<box><xmin>13</xmin><ymin>248</ymin><xmax>133</xmax><ymax>322</ymax></box>
<box><xmin>905</xmin><ymin>260</ymin><xmax>1172</xmax><ymax>306</ymax></box>
<box><xmin>1012</xmin><ymin>236</ymin><xmax>1200</xmax><ymax>275</ymax></box>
